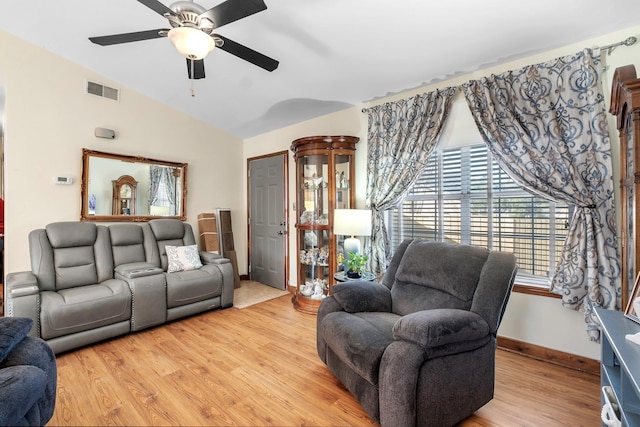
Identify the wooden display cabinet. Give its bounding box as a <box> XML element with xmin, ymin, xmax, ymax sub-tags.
<box><xmin>610</xmin><ymin>65</ymin><xmax>640</xmax><ymax>308</ymax></box>
<box><xmin>291</xmin><ymin>135</ymin><xmax>358</xmax><ymax>314</ymax></box>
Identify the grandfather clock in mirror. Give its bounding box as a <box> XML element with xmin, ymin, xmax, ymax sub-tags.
<box><xmin>610</xmin><ymin>64</ymin><xmax>640</xmax><ymax>308</ymax></box>
<box><xmin>291</xmin><ymin>135</ymin><xmax>358</xmax><ymax>314</ymax></box>
<box><xmin>112</xmin><ymin>175</ymin><xmax>137</xmax><ymax>216</ymax></box>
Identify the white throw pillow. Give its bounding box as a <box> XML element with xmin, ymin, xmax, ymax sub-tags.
<box><xmin>165</xmin><ymin>245</ymin><xmax>203</xmax><ymax>273</ymax></box>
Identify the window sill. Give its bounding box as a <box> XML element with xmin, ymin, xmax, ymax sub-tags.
<box><xmin>513</xmin><ymin>283</ymin><xmax>561</xmax><ymax>299</ymax></box>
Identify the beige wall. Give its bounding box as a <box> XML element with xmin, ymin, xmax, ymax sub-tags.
<box><xmin>0</xmin><ymin>29</ymin><xmax>245</xmax><ymax>276</ymax></box>
<box><xmin>243</xmin><ymin>25</ymin><xmax>640</xmax><ymax>360</ymax></box>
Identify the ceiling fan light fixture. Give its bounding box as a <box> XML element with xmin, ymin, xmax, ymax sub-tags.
<box><xmin>168</xmin><ymin>27</ymin><xmax>215</xmax><ymax>60</ymax></box>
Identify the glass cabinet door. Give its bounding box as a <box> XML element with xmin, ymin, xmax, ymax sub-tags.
<box><xmin>334</xmin><ymin>153</ymin><xmax>353</xmax><ymax>271</ymax></box>
<box><xmin>297</xmin><ymin>229</ymin><xmax>329</xmax><ymax>299</ymax></box>
<box><xmin>626</xmin><ymin>114</ymin><xmax>635</xmax><ymax>301</ymax></box>
<box><xmin>297</xmin><ymin>154</ymin><xmax>330</xmax><ymax>301</ymax></box>
<box><xmin>334</xmin><ymin>154</ymin><xmax>352</xmax><ymax>210</ymax></box>
<box><xmin>298</xmin><ymin>154</ymin><xmax>329</xmax><ymax>226</ymax></box>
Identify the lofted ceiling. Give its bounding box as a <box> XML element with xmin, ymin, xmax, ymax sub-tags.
<box><xmin>2</xmin><ymin>1</ymin><xmax>640</xmax><ymax>139</ymax></box>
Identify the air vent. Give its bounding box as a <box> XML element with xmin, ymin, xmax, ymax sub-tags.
<box><xmin>86</xmin><ymin>81</ymin><xmax>119</xmax><ymax>101</ymax></box>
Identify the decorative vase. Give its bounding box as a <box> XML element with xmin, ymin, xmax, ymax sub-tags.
<box><xmin>347</xmin><ymin>270</ymin><xmax>361</xmax><ymax>279</ymax></box>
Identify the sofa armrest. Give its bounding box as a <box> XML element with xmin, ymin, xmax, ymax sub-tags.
<box><xmin>199</xmin><ymin>251</ymin><xmax>229</xmax><ymax>265</ymax></box>
<box><xmin>198</xmin><ymin>253</ymin><xmax>233</xmax><ymax>307</ymax></box>
<box><xmin>5</xmin><ymin>272</ymin><xmax>39</xmax><ymax>298</ymax></box>
<box><xmin>200</xmin><ymin>256</ymin><xmax>234</xmax><ymax>308</ymax></box>
<box><xmin>393</xmin><ymin>309</ymin><xmax>490</xmax><ymax>349</ymax></box>
<box><xmin>379</xmin><ymin>309</ymin><xmax>494</xmax><ymax>427</ymax></box>
<box><xmin>4</xmin><ymin>273</ymin><xmax>41</xmax><ymax>337</ymax></box>
<box><xmin>331</xmin><ymin>281</ymin><xmax>392</xmax><ymax>313</ymax></box>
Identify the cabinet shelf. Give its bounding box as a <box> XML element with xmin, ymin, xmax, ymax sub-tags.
<box><xmin>297</xmin><ymin>224</ymin><xmax>330</xmax><ymax>230</ymax></box>
<box><xmin>596</xmin><ymin>308</ymin><xmax>640</xmax><ymax>426</ymax></box>
<box><xmin>291</xmin><ymin>135</ymin><xmax>359</xmax><ymax>314</ymax></box>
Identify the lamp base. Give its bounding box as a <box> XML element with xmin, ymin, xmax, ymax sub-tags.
<box><xmin>343</xmin><ymin>237</ymin><xmax>361</xmax><ymax>257</ymax></box>
<box><xmin>343</xmin><ymin>236</ymin><xmax>361</xmax><ymax>272</ymax></box>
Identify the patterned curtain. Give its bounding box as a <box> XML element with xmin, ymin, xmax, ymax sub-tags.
<box><xmin>166</xmin><ymin>169</ymin><xmax>177</xmax><ymax>215</ymax></box>
<box><xmin>364</xmin><ymin>87</ymin><xmax>456</xmax><ymax>274</ymax></box>
<box><xmin>148</xmin><ymin>166</ymin><xmax>177</xmax><ymax>214</ymax></box>
<box><xmin>462</xmin><ymin>49</ymin><xmax>620</xmax><ymax>340</ymax></box>
<box><xmin>148</xmin><ymin>165</ymin><xmax>163</xmax><ymax>209</ymax></box>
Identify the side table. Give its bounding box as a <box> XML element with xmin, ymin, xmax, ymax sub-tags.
<box><xmin>334</xmin><ymin>271</ymin><xmax>376</xmax><ymax>282</ymax></box>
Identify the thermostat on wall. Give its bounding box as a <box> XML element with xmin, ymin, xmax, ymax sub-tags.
<box><xmin>55</xmin><ymin>176</ymin><xmax>73</xmax><ymax>185</ymax></box>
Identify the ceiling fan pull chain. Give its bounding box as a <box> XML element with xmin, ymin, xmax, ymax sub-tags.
<box><xmin>190</xmin><ymin>60</ymin><xmax>196</xmax><ymax>97</ymax></box>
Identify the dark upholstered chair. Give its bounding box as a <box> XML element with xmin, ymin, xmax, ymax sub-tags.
<box><xmin>317</xmin><ymin>239</ymin><xmax>517</xmax><ymax>427</ymax></box>
<box><xmin>0</xmin><ymin>317</ymin><xmax>56</xmax><ymax>426</ymax></box>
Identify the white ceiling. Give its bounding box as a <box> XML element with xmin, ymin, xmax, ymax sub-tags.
<box><xmin>2</xmin><ymin>0</ymin><xmax>640</xmax><ymax>139</ymax></box>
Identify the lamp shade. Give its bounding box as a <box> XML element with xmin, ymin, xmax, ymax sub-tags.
<box><xmin>333</xmin><ymin>209</ymin><xmax>372</xmax><ymax>237</ymax></box>
<box><xmin>168</xmin><ymin>27</ymin><xmax>215</xmax><ymax>60</ymax></box>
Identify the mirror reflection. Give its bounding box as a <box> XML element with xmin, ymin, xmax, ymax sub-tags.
<box><xmin>81</xmin><ymin>149</ymin><xmax>188</xmax><ymax>222</ymax></box>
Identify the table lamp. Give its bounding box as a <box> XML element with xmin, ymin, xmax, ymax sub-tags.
<box><xmin>333</xmin><ymin>209</ymin><xmax>372</xmax><ymax>257</ymax></box>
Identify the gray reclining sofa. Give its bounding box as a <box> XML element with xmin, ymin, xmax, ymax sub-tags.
<box><xmin>5</xmin><ymin>219</ymin><xmax>234</xmax><ymax>354</ymax></box>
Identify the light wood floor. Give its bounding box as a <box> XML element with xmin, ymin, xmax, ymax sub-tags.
<box><xmin>49</xmin><ymin>294</ymin><xmax>600</xmax><ymax>426</ymax></box>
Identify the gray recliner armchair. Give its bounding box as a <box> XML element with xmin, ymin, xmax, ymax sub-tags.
<box><xmin>317</xmin><ymin>239</ymin><xmax>517</xmax><ymax>427</ymax></box>
<box><xmin>6</xmin><ymin>222</ymin><xmax>132</xmax><ymax>355</ymax></box>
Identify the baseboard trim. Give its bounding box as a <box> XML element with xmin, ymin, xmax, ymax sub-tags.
<box><xmin>497</xmin><ymin>336</ymin><xmax>600</xmax><ymax>376</ymax></box>
<box><xmin>240</xmin><ymin>274</ymin><xmax>249</xmax><ymax>281</ymax></box>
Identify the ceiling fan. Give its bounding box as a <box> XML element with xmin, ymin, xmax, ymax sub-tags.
<box><xmin>89</xmin><ymin>0</ymin><xmax>279</xmax><ymax>80</ymax></box>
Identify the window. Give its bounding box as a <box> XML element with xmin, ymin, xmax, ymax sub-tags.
<box><xmin>386</xmin><ymin>144</ymin><xmax>572</xmax><ymax>286</ymax></box>
<box><xmin>149</xmin><ymin>171</ymin><xmax>175</xmax><ymax>216</ymax></box>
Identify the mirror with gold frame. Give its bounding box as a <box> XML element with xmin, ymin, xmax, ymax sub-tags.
<box><xmin>81</xmin><ymin>148</ymin><xmax>188</xmax><ymax>222</ymax></box>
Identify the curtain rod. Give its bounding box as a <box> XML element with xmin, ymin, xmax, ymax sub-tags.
<box><xmin>362</xmin><ymin>36</ymin><xmax>639</xmax><ymax>113</ymax></box>
<box><xmin>601</xmin><ymin>36</ymin><xmax>638</xmax><ymax>55</ymax></box>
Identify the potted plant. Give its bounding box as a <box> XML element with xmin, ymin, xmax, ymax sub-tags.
<box><xmin>344</xmin><ymin>252</ymin><xmax>369</xmax><ymax>279</ymax></box>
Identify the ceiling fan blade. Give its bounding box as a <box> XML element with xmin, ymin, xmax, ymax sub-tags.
<box><xmin>187</xmin><ymin>59</ymin><xmax>206</xmax><ymax>80</ymax></box>
<box><xmin>200</xmin><ymin>0</ymin><xmax>267</xmax><ymax>29</ymax></box>
<box><xmin>215</xmin><ymin>34</ymin><xmax>279</xmax><ymax>72</ymax></box>
<box><xmin>137</xmin><ymin>0</ymin><xmax>176</xmax><ymax>16</ymax></box>
<box><xmin>89</xmin><ymin>29</ymin><xmax>168</xmax><ymax>46</ymax></box>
